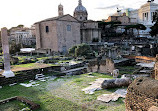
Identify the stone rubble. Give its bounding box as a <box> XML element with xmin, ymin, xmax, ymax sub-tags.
<box><xmin>9</xmin><ymin>83</ymin><xmax>17</xmax><ymax>86</ymax></box>
<box><xmin>82</xmin><ymin>78</ymin><xmax>110</xmax><ymax>94</ymax></box>
<box><xmin>20</xmin><ymin>80</ymin><xmax>39</xmax><ymax>87</ymax></box>
<box><xmin>97</xmin><ymin>89</ymin><xmax>127</xmax><ymax>103</ymax></box>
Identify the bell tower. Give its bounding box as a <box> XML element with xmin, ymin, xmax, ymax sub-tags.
<box><xmin>58</xmin><ymin>4</ymin><xmax>63</xmax><ymax>16</ymax></box>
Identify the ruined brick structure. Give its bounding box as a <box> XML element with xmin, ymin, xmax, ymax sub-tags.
<box><xmin>125</xmin><ymin>77</ymin><xmax>158</xmax><ymax>111</ymax></box>
<box><xmin>87</xmin><ymin>58</ymin><xmax>115</xmax><ymax>74</ymax></box>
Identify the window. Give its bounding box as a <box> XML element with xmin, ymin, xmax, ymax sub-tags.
<box><xmin>67</xmin><ymin>25</ymin><xmax>71</xmax><ymax>31</ymax></box>
<box><xmin>46</xmin><ymin>26</ymin><xmax>49</xmax><ymax>33</ymax></box>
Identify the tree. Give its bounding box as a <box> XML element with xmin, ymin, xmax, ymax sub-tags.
<box><xmin>135</xmin><ymin>24</ymin><xmax>146</xmax><ymax>37</ymax></box>
<box><xmin>68</xmin><ymin>45</ymin><xmax>77</xmax><ymax>56</ymax></box>
<box><xmin>150</xmin><ymin>10</ymin><xmax>158</xmax><ymax>37</ymax></box>
<box><xmin>17</xmin><ymin>24</ymin><xmax>24</xmax><ymax>28</ymax></box>
<box><xmin>9</xmin><ymin>41</ymin><xmax>21</xmax><ymax>54</ymax></box>
<box><xmin>124</xmin><ymin>24</ymin><xmax>146</xmax><ymax>37</ymax></box>
<box><xmin>68</xmin><ymin>44</ymin><xmax>95</xmax><ymax>59</ymax></box>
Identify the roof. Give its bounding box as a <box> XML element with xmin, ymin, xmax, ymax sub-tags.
<box><xmin>34</xmin><ymin>14</ymin><xmax>78</xmax><ymax>24</ymax></box>
<box><xmin>141</xmin><ymin>2</ymin><xmax>158</xmax><ymax>8</ymax></box>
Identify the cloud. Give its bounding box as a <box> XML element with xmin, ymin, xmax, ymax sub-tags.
<box><xmin>96</xmin><ymin>4</ymin><xmax>119</xmax><ymax>10</ymax></box>
<box><xmin>96</xmin><ymin>4</ymin><xmax>126</xmax><ymax>10</ymax></box>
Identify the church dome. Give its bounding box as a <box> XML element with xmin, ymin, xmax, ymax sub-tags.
<box><xmin>74</xmin><ymin>0</ymin><xmax>87</xmax><ymax>13</ymax></box>
<box><xmin>75</xmin><ymin>5</ymin><xmax>87</xmax><ymax>13</ymax></box>
<box><xmin>73</xmin><ymin>0</ymin><xmax>88</xmax><ymax>21</ymax></box>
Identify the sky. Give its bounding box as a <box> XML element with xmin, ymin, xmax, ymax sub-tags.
<box><xmin>0</xmin><ymin>0</ymin><xmax>158</xmax><ymax>29</ymax></box>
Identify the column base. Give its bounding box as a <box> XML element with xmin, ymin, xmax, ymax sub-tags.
<box><xmin>2</xmin><ymin>70</ymin><xmax>15</xmax><ymax>78</ymax></box>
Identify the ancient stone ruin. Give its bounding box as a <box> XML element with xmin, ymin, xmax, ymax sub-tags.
<box><xmin>87</xmin><ymin>58</ymin><xmax>115</xmax><ymax>74</ymax></box>
<box><xmin>125</xmin><ymin>77</ymin><xmax>158</xmax><ymax>111</ymax></box>
<box><xmin>1</xmin><ymin>28</ymin><xmax>14</xmax><ymax>78</ymax></box>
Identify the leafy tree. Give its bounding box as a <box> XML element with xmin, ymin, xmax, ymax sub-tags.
<box><xmin>75</xmin><ymin>44</ymin><xmax>95</xmax><ymax>59</ymax></box>
<box><xmin>124</xmin><ymin>24</ymin><xmax>146</xmax><ymax>37</ymax></box>
<box><xmin>17</xmin><ymin>24</ymin><xmax>24</xmax><ymax>28</ymax></box>
<box><xmin>150</xmin><ymin>10</ymin><xmax>158</xmax><ymax>37</ymax></box>
<box><xmin>68</xmin><ymin>45</ymin><xmax>77</xmax><ymax>56</ymax></box>
<box><xmin>135</xmin><ymin>24</ymin><xmax>146</xmax><ymax>37</ymax></box>
<box><xmin>9</xmin><ymin>41</ymin><xmax>21</xmax><ymax>54</ymax></box>
<box><xmin>68</xmin><ymin>44</ymin><xmax>95</xmax><ymax>59</ymax></box>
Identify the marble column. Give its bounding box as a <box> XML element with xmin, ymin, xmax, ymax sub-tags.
<box><xmin>1</xmin><ymin>27</ymin><xmax>15</xmax><ymax>78</ymax></box>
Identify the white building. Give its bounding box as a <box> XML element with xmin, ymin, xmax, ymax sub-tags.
<box><xmin>128</xmin><ymin>1</ymin><xmax>158</xmax><ymax>37</ymax></box>
<box><xmin>9</xmin><ymin>26</ymin><xmax>36</xmax><ymax>46</ymax></box>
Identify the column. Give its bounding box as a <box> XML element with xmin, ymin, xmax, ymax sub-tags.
<box><xmin>1</xmin><ymin>28</ymin><xmax>15</xmax><ymax>78</ymax></box>
<box><xmin>147</xmin><ymin>12</ymin><xmax>148</xmax><ymax>21</ymax></box>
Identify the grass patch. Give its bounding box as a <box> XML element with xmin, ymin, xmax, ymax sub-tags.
<box><xmin>13</xmin><ymin>63</ymin><xmax>37</xmax><ymax>68</ymax></box>
<box><xmin>0</xmin><ymin>73</ymin><xmax>126</xmax><ymax>111</ymax></box>
<box><xmin>0</xmin><ymin>100</ymin><xmax>30</xmax><ymax>111</ymax></box>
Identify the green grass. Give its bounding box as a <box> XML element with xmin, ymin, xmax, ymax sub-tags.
<box><xmin>13</xmin><ymin>63</ymin><xmax>37</xmax><ymax>68</ymax></box>
<box><xmin>0</xmin><ymin>73</ymin><xmax>126</xmax><ymax>111</ymax></box>
<box><xmin>0</xmin><ymin>100</ymin><xmax>30</xmax><ymax>111</ymax></box>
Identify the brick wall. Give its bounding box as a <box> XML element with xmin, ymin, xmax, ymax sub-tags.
<box><xmin>125</xmin><ymin>77</ymin><xmax>158</xmax><ymax>111</ymax></box>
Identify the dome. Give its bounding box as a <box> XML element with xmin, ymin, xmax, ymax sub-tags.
<box><xmin>75</xmin><ymin>5</ymin><xmax>87</xmax><ymax>12</ymax></box>
<box><xmin>73</xmin><ymin>0</ymin><xmax>88</xmax><ymax>21</ymax></box>
<box><xmin>74</xmin><ymin>0</ymin><xmax>87</xmax><ymax>13</ymax></box>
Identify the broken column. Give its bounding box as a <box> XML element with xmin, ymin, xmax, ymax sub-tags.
<box><xmin>1</xmin><ymin>27</ymin><xmax>15</xmax><ymax>78</ymax></box>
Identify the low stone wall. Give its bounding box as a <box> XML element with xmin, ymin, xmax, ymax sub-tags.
<box><xmin>0</xmin><ymin>96</ymin><xmax>40</xmax><ymax>110</ymax></box>
<box><xmin>0</xmin><ymin>66</ymin><xmax>61</xmax><ymax>86</ymax></box>
<box><xmin>125</xmin><ymin>77</ymin><xmax>158</xmax><ymax>111</ymax></box>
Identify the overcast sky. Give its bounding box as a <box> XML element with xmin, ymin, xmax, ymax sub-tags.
<box><xmin>0</xmin><ymin>0</ymin><xmax>158</xmax><ymax>29</ymax></box>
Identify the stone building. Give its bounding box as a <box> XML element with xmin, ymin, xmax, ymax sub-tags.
<box><xmin>127</xmin><ymin>0</ymin><xmax>158</xmax><ymax>37</ymax></box>
<box><xmin>73</xmin><ymin>0</ymin><xmax>101</xmax><ymax>43</ymax></box>
<box><xmin>9</xmin><ymin>26</ymin><xmax>36</xmax><ymax>46</ymax></box>
<box><xmin>35</xmin><ymin>14</ymin><xmax>81</xmax><ymax>54</ymax></box>
<box><xmin>105</xmin><ymin>13</ymin><xmax>137</xmax><ymax>25</ymax></box>
<box><xmin>81</xmin><ymin>20</ymin><xmax>101</xmax><ymax>43</ymax></box>
<box><xmin>35</xmin><ymin>0</ymin><xmax>101</xmax><ymax>54</ymax></box>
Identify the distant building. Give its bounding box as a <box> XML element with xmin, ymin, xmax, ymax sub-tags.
<box><xmin>128</xmin><ymin>1</ymin><xmax>158</xmax><ymax>37</ymax></box>
<box><xmin>9</xmin><ymin>26</ymin><xmax>36</xmax><ymax>46</ymax></box>
<box><xmin>35</xmin><ymin>14</ymin><xmax>80</xmax><ymax>54</ymax></box>
<box><xmin>105</xmin><ymin>12</ymin><xmax>137</xmax><ymax>25</ymax></box>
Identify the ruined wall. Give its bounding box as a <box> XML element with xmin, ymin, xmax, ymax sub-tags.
<box><xmin>125</xmin><ymin>77</ymin><xmax>158</xmax><ymax>111</ymax></box>
<box><xmin>0</xmin><ymin>66</ymin><xmax>61</xmax><ymax>86</ymax></box>
<box><xmin>154</xmin><ymin>55</ymin><xmax>158</xmax><ymax>80</ymax></box>
<box><xmin>87</xmin><ymin>58</ymin><xmax>115</xmax><ymax>74</ymax></box>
